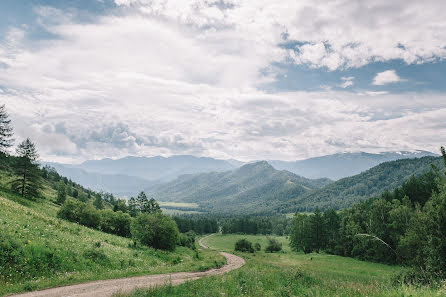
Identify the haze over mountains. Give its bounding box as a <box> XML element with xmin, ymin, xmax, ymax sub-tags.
<box><xmin>269</xmin><ymin>150</ymin><xmax>437</xmax><ymax>180</ymax></box>
<box><xmin>44</xmin><ymin>150</ymin><xmax>437</xmax><ymax>199</ymax></box>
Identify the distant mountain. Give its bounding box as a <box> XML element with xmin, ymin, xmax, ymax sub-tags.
<box><xmin>148</xmin><ymin>161</ymin><xmax>332</xmax><ymax>214</ymax></box>
<box><xmin>269</xmin><ymin>150</ymin><xmax>438</xmax><ymax>180</ymax></box>
<box><xmin>278</xmin><ymin>156</ymin><xmax>443</xmax><ymax>213</ymax></box>
<box><xmin>77</xmin><ymin>155</ymin><xmax>240</xmax><ymax>181</ymax></box>
<box><xmin>44</xmin><ymin>163</ymin><xmax>157</xmax><ymax>197</ymax></box>
<box><xmin>44</xmin><ymin>155</ymin><xmax>243</xmax><ymax>197</ymax></box>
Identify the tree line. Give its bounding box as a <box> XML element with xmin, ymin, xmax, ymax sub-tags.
<box><xmin>221</xmin><ymin>216</ymin><xmax>291</xmax><ymax>235</ymax></box>
<box><xmin>289</xmin><ymin>150</ymin><xmax>446</xmax><ymax>283</ymax></box>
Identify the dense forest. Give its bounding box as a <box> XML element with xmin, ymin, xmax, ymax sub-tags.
<box><xmin>289</xmin><ymin>152</ymin><xmax>446</xmax><ymax>283</ymax></box>
<box><xmin>280</xmin><ymin>156</ymin><xmax>443</xmax><ymax>213</ymax></box>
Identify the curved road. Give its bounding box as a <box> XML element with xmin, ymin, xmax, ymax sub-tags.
<box><xmin>10</xmin><ymin>235</ymin><xmax>245</xmax><ymax>297</ymax></box>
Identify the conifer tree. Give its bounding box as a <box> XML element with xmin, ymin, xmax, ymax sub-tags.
<box><xmin>11</xmin><ymin>138</ymin><xmax>41</xmax><ymax>198</ymax></box>
<box><xmin>0</xmin><ymin>104</ymin><xmax>14</xmax><ymax>154</ymax></box>
<box><xmin>136</xmin><ymin>191</ymin><xmax>149</xmax><ymax>212</ymax></box>
<box><xmin>128</xmin><ymin>197</ymin><xmax>138</xmax><ymax>217</ymax></box>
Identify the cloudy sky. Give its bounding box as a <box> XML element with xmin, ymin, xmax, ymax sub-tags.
<box><xmin>1</xmin><ymin>0</ymin><xmax>445</xmax><ymax>163</ymax></box>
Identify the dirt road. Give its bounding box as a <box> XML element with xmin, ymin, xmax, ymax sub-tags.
<box><xmin>10</xmin><ymin>235</ymin><xmax>244</xmax><ymax>297</ymax></box>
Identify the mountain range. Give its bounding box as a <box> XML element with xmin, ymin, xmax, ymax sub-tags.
<box><xmin>268</xmin><ymin>150</ymin><xmax>437</xmax><ymax>180</ymax></box>
<box><xmin>147</xmin><ymin>161</ymin><xmax>332</xmax><ymax>214</ymax></box>
<box><xmin>44</xmin><ymin>150</ymin><xmax>438</xmax><ymax>201</ymax></box>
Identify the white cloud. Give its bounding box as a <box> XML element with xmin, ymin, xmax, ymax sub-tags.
<box><xmin>0</xmin><ymin>3</ymin><xmax>445</xmax><ymax>163</ymax></box>
<box><xmin>339</xmin><ymin>76</ymin><xmax>354</xmax><ymax>88</ymax></box>
<box><xmin>372</xmin><ymin>70</ymin><xmax>405</xmax><ymax>85</ymax></box>
<box><xmin>114</xmin><ymin>0</ymin><xmax>446</xmax><ymax>70</ymax></box>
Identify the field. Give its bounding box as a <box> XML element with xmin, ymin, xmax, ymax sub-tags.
<box><xmin>158</xmin><ymin>202</ymin><xmax>199</xmax><ymax>209</ymax></box>
<box><xmin>158</xmin><ymin>201</ymin><xmax>204</xmax><ymax>215</ymax></box>
<box><xmin>120</xmin><ymin>234</ymin><xmax>441</xmax><ymax>297</ymax></box>
<box><xmin>0</xmin><ymin>182</ymin><xmax>224</xmax><ymax>296</ymax></box>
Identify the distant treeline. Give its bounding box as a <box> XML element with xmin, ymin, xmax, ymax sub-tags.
<box><xmin>221</xmin><ymin>216</ymin><xmax>291</xmax><ymax>235</ymax></box>
<box><xmin>173</xmin><ymin>216</ymin><xmax>218</xmax><ymax>234</ymax></box>
<box><xmin>290</xmin><ymin>151</ymin><xmax>446</xmax><ymax>282</ymax></box>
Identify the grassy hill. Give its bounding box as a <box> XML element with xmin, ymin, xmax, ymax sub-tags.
<box><xmin>0</xmin><ymin>169</ymin><xmax>224</xmax><ymax>296</ymax></box>
<box><xmin>148</xmin><ymin>161</ymin><xmax>332</xmax><ymax>214</ymax></box>
<box><xmin>279</xmin><ymin>156</ymin><xmax>443</xmax><ymax>212</ymax></box>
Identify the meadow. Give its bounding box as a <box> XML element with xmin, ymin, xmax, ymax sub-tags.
<box><xmin>0</xmin><ymin>178</ymin><xmax>224</xmax><ymax>296</ymax></box>
<box><xmin>119</xmin><ymin>234</ymin><xmax>443</xmax><ymax>297</ymax></box>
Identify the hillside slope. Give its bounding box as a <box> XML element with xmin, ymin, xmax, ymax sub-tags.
<box><xmin>279</xmin><ymin>156</ymin><xmax>443</xmax><ymax>212</ymax></box>
<box><xmin>0</xmin><ymin>169</ymin><xmax>223</xmax><ymax>296</ymax></box>
<box><xmin>149</xmin><ymin>161</ymin><xmax>332</xmax><ymax>214</ymax></box>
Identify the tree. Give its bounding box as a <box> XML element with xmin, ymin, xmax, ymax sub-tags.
<box><xmin>56</xmin><ymin>181</ymin><xmax>67</xmax><ymax>205</ymax></box>
<box><xmin>11</xmin><ymin>138</ymin><xmax>41</xmax><ymax>198</ymax></box>
<box><xmin>128</xmin><ymin>197</ymin><xmax>138</xmax><ymax>217</ymax></box>
<box><xmin>93</xmin><ymin>195</ymin><xmax>104</xmax><ymax>210</ymax></box>
<box><xmin>131</xmin><ymin>213</ymin><xmax>179</xmax><ymax>251</ymax></box>
<box><xmin>136</xmin><ymin>191</ymin><xmax>149</xmax><ymax>212</ymax></box>
<box><xmin>310</xmin><ymin>208</ymin><xmax>325</xmax><ymax>253</ymax></box>
<box><xmin>136</xmin><ymin>192</ymin><xmax>161</xmax><ymax>214</ymax></box>
<box><xmin>146</xmin><ymin>198</ymin><xmax>161</xmax><ymax>214</ymax></box>
<box><xmin>0</xmin><ymin>104</ymin><xmax>13</xmax><ymax>154</ymax></box>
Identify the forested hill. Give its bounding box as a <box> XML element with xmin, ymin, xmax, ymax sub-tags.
<box><xmin>279</xmin><ymin>156</ymin><xmax>443</xmax><ymax>213</ymax></box>
<box><xmin>148</xmin><ymin>161</ymin><xmax>332</xmax><ymax>214</ymax></box>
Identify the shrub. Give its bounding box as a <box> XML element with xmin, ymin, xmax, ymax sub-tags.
<box><xmin>179</xmin><ymin>231</ymin><xmax>196</xmax><ymax>248</ymax></box>
<box><xmin>83</xmin><ymin>248</ymin><xmax>109</xmax><ymax>264</ymax></box>
<box><xmin>265</xmin><ymin>237</ymin><xmax>282</xmax><ymax>253</ymax></box>
<box><xmin>254</xmin><ymin>242</ymin><xmax>261</xmax><ymax>251</ymax></box>
<box><xmin>57</xmin><ymin>200</ymin><xmax>83</xmax><ymax>222</ymax></box>
<box><xmin>101</xmin><ymin>210</ymin><xmax>131</xmax><ymax>237</ymax></box>
<box><xmin>79</xmin><ymin>203</ymin><xmax>101</xmax><ymax>229</ymax></box>
<box><xmin>131</xmin><ymin>213</ymin><xmax>180</xmax><ymax>251</ymax></box>
<box><xmin>235</xmin><ymin>238</ymin><xmax>254</xmax><ymax>253</ymax></box>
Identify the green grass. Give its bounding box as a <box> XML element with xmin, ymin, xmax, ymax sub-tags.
<box><xmin>0</xmin><ymin>179</ymin><xmax>224</xmax><ymax>296</ymax></box>
<box><xmin>120</xmin><ymin>234</ymin><xmax>442</xmax><ymax>297</ymax></box>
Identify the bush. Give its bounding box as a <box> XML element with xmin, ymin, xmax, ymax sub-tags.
<box><xmin>131</xmin><ymin>213</ymin><xmax>180</xmax><ymax>251</ymax></box>
<box><xmin>179</xmin><ymin>231</ymin><xmax>196</xmax><ymax>248</ymax></box>
<box><xmin>254</xmin><ymin>242</ymin><xmax>261</xmax><ymax>251</ymax></box>
<box><xmin>58</xmin><ymin>200</ymin><xmax>132</xmax><ymax>237</ymax></box>
<box><xmin>101</xmin><ymin>210</ymin><xmax>131</xmax><ymax>237</ymax></box>
<box><xmin>57</xmin><ymin>200</ymin><xmax>83</xmax><ymax>222</ymax></box>
<box><xmin>265</xmin><ymin>237</ymin><xmax>282</xmax><ymax>253</ymax></box>
<box><xmin>79</xmin><ymin>203</ymin><xmax>101</xmax><ymax>229</ymax></box>
<box><xmin>393</xmin><ymin>267</ymin><xmax>443</xmax><ymax>287</ymax></box>
<box><xmin>234</xmin><ymin>238</ymin><xmax>254</xmax><ymax>253</ymax></box>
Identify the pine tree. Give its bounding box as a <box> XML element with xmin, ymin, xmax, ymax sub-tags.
<box><xmin>11</xmin><ymin>138</ymin><xmax>41</xmax><ymax>198</ymax></box>
<box><xmin>147</xmin><ymin>198</ymin><xmax>161</xmax><ymax>214</ymax></box>
<box><xmin>56</xmin><ymin>180</ymin><xmax>67</xmax><ymax>205</ymax></box>
<box><xmin>128</xmin><ymin>197</ymin><xmax>138</xmax><ymax>217</ymax></box>
<box><xmin>0</xmin><ymin>104</ymin><xmax>14</xmax><ymax>154</ymax></box>
<box><xmin>136</xmin><ymin>191</ymin><xmax>149</xmax><ymax>212</ymax></box>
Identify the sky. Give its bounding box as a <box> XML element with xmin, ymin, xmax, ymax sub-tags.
<box><xmin>0</xmin><ymin>0</ymin><xmax>445</xmax><ymax>163</ymax></box>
